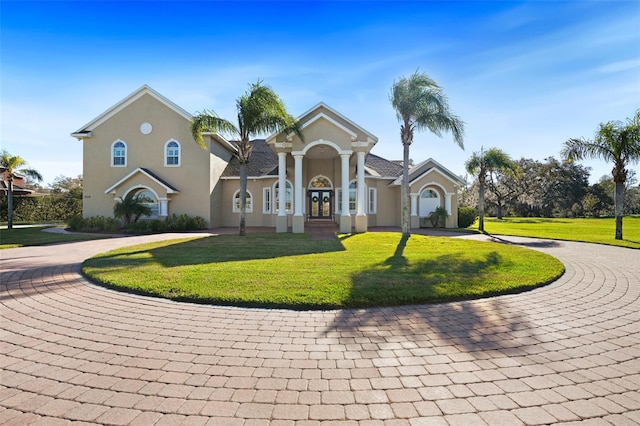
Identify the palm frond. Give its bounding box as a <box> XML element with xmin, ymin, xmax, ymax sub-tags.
<box><xmin>190</xmin><ymin>111</ymin><xmax>238</xmax><ymax>149</ymax></box>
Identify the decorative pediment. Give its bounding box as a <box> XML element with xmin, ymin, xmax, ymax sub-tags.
<box><xmin>104</xmin><ymin>167</ymin><xmax>179</xmax><ymax>194</ymax></box>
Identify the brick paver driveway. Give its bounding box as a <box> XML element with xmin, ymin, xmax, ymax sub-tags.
<box><xmin>1</xmin><ymin>231</ymin><xmax>639</xmax><ymax>425</ymax></box>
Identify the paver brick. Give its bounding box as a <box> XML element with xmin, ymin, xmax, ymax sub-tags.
<box><xmin>3</xmin><ymin>232</ymin><xmax>640</xmax><ymax>423</ymax></box>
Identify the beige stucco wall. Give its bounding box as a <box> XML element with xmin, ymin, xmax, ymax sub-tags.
<box><xmin>408</xmin><ymin>160</ymin><xmax>461</xmax><ymax>228</ymax></box>
<box><xmin>81</xmin><ymin>93</ymin><xmax>219</xmax><ymax>225</ymax></box>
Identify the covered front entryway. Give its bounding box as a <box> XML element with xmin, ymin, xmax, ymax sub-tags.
<box><xmin>308</xmin><ymin>189</ymin><xmax>333</xmax><ymax>220</ymax></box>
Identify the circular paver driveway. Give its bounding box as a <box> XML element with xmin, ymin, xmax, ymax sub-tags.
<box><xmin>1</xmin><ymin>232</ymin><xmax>639</xmax><ymax>425</ymax></box>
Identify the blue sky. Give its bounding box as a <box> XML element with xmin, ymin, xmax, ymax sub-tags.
<box><xmin>2</xmin><ymin>1</ymin><xmax>639</xmax><ymax>186</ymax></box>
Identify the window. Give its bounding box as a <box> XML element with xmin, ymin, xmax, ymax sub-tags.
<box><xmin>136</xmin><ymin>190</ymin><xmax>158</xmax><ymax>218</ymax></box>
<box><xmin>112</xmin><ymin>141</ymin><xmax>126</xmax><ymax>167</ymax></box>
<box><xmin>349</xmin><ymin>181</ymin><xmax>357</xmax><ymax>212</ymax></box>
<box><xmin>274</xmin><ymin>180</ymin><xmax>293</xmax><ymax>213</ymax></box>
<box><xmin>233</xmin><ymin>190</ymin><xmax>253</xmax><ymax>213</ymax></box>
<box><xmin>309</xmin><ymin>176</ymin><xmax>332</xmax><ymax>188</ymax></box>
<box><xmin>165</xmin><ymin>140</ymin><xmax>180</xmax><ymax>166</ymax></box>
<box><xmin>337</xmin><ymin>180</ymin><xmax>366</xmax><ymax>214</ymax></box>
<box><xmin>369</xmin><ymin>188</ymin><xmax>377</xmax><ymax>214</ymax></box>
<box><xmin>263</xmin><ymin>187</ymin><xmax>271</xmax><ymax>213</ymax></box>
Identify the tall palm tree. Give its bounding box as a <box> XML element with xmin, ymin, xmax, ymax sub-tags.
<box><xmin>390</xmin><ymin>71</ymin><xmax>464</xmax><ymax>236</ymax></box>
<box><xmin>562</xmin><ymin>110</ymin><xmax>640</xmax><ymax>240</ymax></box>
<box><xmin>465</xmin><ymin>147</ymin><xmax>518</xmax><ymax>232</ymax></box>
<box><xmin>1</xmin><ymin>150</ymin><xmax>43</xmax><ymax>229</ymax></box>
<box><xmin>191</xmin><ymin>81</ymin><xmax>302</xmax><ymax>236</ymax></box>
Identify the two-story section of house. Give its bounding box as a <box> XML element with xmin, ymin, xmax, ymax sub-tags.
<box><xmin>72</xmin><ymin>85</ymin><xmax>464</xmax><ymax>231</ymax></box>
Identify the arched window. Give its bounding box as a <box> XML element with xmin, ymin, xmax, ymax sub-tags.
<box><xmin>274</xmin><ymin>180</ymin><xmax>293</xmax><ymax>213</ymax></box>
<box><xmin>419</xmin><ymin>188</ymin><xmax>440</xmax><ymax>217</ymax></box>
<box><xmin>112</xmin><ymin>141</ymin><xmax>127</xmax><ymax>167</ymax></box>
<box><xmin>336</xmin><ymin>180</ymin><xmax>363</xmax><ymax>214</ymax></box>
<box><xmin>233</xmin><ymin>190</ymin><xmax>253</xmax><ymax>213</ymax></box>
<box><xmin>309</xmin><ymin>176</ymin><xmax>332</xmax><ymax>188</ymax></box>
<box><xmin>136</xmin><ymin>190</ymin><xmax>159</xmax><ymax>218</ymax></box>
<box><xmin>165</xmin><ymin>140</ymin><xmax>180</xmax><ymax>166</ymax></box>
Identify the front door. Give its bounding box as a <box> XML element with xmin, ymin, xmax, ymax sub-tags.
<box><xmin>308</xmin><ymin>190</ymin><xmax>333</xmax><ymax>220</ymax></box>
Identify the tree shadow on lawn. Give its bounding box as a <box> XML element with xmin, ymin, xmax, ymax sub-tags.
<box><xmin>87</xmin><ymin>233</ymin><xmax>346</xmax><ymax>268</ymax></box>
<box><xmin>329</xmin><ymin>235</ymin><xmax>543</xmax><ymax>353</ymax></box>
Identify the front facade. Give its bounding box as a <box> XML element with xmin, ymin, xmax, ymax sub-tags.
<box><xmin>73</xmin><ymin>85</ymin><xmax>464</xmax><ymax>232</ymax></box>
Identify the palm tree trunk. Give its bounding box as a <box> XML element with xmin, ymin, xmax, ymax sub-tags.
<box><xmin>7</xmin><ymin>178</ymin><xmax>14</xmax><ymax>230</ymax></box>
<box><xmin>239</xmin><ymin>163</ymin><xmax>248</xmax><ymax>236</ymax></box>
<box><xmin>478</xmin><ymin>179</ymin><xmax>485</xmax><ymax>233</ymax></box>
<box><xmin>614</xmin><ymin>180</ymin><xmax>624</xmax><ymax>240</ymax></box>
<box><xmin>401</xmin><ymin>142</ymin><xmax>410</xmax><ymax>237</ymax></box>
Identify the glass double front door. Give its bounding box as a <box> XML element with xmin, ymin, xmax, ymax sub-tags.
<box><xmin>308</xmin><ymin>190</ymin><xmax>333</xmax><ymax>220</ymax></box>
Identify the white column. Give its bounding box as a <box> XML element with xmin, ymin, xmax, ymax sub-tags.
<box><xmin>356</xmin><ymin>151</ymin><xmax>366</xmax><ymax>216</ymax></box>
<box><xmin>341</xmin><ymin>154</ymin><xmax>351</xmax><ymax>217</ymax></box>
<box><xmin>278</xmin><ymin>152</ymin><xmax>287</xmax><ymax>217</ymax></box>
<box><xmin>276</xmin><ymin>152</ymin><xmax>287</xmax><ymax>233</ymax></box>
<box><xmin>410</xmin><ymin>194</ymin><xmax>418</xmax><ymax>216</ymax></box>
<box><xmin>159</xmin><ymin>198</ymin><xmax>169</xmax><ymax>216</ymax></box>
<box><xmin>294</xmin><ymin>155</ymin><xmax>303</xmax><ymax>217</ymax></box>
<box><xmin>445</xmin><ymin>193</ymin><xmax>453</xmax><ymax>214</ymax></box>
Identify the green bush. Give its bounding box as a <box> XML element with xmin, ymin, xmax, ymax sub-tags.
<box><xmin>458</xmin><ymin>207</ymin><xmax>477</xmax><ymax>228</ymax></box>
<box><xmin>69</xmin><ymin>214</ymin><xmax>207</xmax><ymax>234</ymax></box>
<box><xmin>0</xmin><ymin>195</ymin><xmax>82</xmax><ymax>222</ymax></box>
<box><xmin>67</xmin><ymin>216</ymin><xmax>120</xmax><ymax>233</ymax></box>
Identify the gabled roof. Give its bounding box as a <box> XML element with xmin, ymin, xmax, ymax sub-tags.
<box><xmin>266</xmin><ymin>102</ymin><xmax>378</xmax><ymax>144</ymax></box>
<box><xmin>104</xmin><ymin>167</ymin><xmax>179</xmax><ymax>194</ymax></box>
<box><xmin>391</xmin><ymin>158</ymin><xmax>465</xmax><ymax>187</ymax></box>
<box><xmin>72</xmin><ymin>85</ymin><xmax>192</xmax><ymax>138</ymax></box>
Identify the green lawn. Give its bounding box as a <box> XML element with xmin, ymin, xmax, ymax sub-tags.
<box><xmin>0</xmin><ymin>226</ymin><xmax>109</xmax><ymax>249</ymax></box>
<box><xmin>83</xmin><ymin>232</ymin><xmax>564</xmax><ymax>309</ymax></box>
<box><xmin>470</xmin><ymin>216</ymin><xmax>640</xmax><ymax>249</ymax></box>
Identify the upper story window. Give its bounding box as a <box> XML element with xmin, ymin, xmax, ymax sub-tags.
<box><xmin>165</xmin><ymin>140</ymin><xmax>180</xmax><ymax>166</ymax></box>
<box><xmin>112</xmin><ymin>140</ymin><xmax>127</xmax><ymax>167</ymax></box>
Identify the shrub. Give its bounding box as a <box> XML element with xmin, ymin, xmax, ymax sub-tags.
<box><xmin>458</xmin><ymin>207</ymin><xmax>477</xmax><ymax>228</ymax></box>
<box><xmin>428</xmin><ymin>207</ymin><xmax>449</xmax><ymax>228</ymax></box>
<box><xmin>67</xmin><ymin>216</ymin><xmax>120</xmax><ymax>233</ymax></box>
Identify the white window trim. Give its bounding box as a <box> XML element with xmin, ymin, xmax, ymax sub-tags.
<box><xmin>164</xmin><ymin>139</ymin><xmax>181</xmax><ymax>167</ymax></box>
<box><xmin>273</xmin><ymin>179</ymin><xmax>293</xmax><ymax>214</ymax></box>
<box><xmin>233</xmin><ymin>189</ymin><xmax>253</xmax><ymax>213</ymax></box>
<box><xmin>262</xmin><ymin>187</ymin><xmax>271</xmax><ymax>214</ymax></box>
<box><xmin>111</xmin><ymin>140</ymin><xmax>127</xmax><ymax>167</ymax></box>
<box><xmin>336</xmin><ymin>181</ymin><xmax>366</xmax><ymax>215</ymax></box>
<box><xmin>369</xmin><ymin>187</ymin><xmax>377</xmax><ymax>214</ymax></box>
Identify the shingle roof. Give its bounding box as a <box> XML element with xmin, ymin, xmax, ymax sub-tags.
<box><xmin>222</xmin><ymin>139</ymin><xmax>404</xmax><ymax>178</ymax></box>
<box><xmin>139</xmin><ymin>168</ymin><xmax>180</xmax><ymax>192</ymax></box>
<box><xmin>221</xmin><ymin>139</ymin><xmax>279</xmax><ymax>177</ymax></box>
<box><xmin>364</xmin><ymin>154</ymin><xmax>404</xmax><ymax>177</ymax></box>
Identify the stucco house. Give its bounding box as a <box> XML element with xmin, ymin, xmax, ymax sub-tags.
<box><xmin>72</xmin><ymin>85</ymin><xmax>464</xmax><ymax>232</ymax></box>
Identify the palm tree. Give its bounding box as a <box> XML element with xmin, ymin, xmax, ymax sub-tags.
<box><xmin>191</xmin><ymin>81</ymin><xmax>302</xmax><ymax>236</ymax></box>
<box><xmin>562</xmin><ymin>110</ymin><xmax>640</xmax><ymax>240</ymax></box>
<box><xmin>113</xmin><ymin>192</ymin><xmax>152</xmax><ymax>226</ymax></box>
<box><xmin>1</xmin><ymin>150</ymin><xmax>43</xmax><ymax>229</ymax></box>
<box><xmin>465</xmin><ymin>147</ymin><xmax>518</xmax><ymax>232</ymax></box>
<box><xmin>390</xmin><ymin>71</ymin><xmax>464</xmax><ymax>236</ymax></box>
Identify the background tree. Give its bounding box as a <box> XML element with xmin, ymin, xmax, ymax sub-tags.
<box><xmin>562</xmin><ymin>110</ymin><xmax>640</xmax><ymax>239</ymax></box>
<box><xmin>113</xmin><ymin>192</ymin><xmax>152</xmax><ymax>226</ymax></box>
<box><xmin>390</xmin><ymin>70</ymin><xmax>464</xmax><ymax>236</ymax></box>
<box><xmin>0</xmin><ymin>150</ymin><xmax>42</xmax><ymax>229</ymax></box>
<box><xmin>465</xmin><ymin>147</ymin><xmax>518</xmax><ymax>232</ymax></box>
<box><xmin>50</xmin><ymin>175</ymin><xmax>83</xmax><ymax>199</ymax></box>
<box><xmin>191</xmin><ymin>81</ymin><xmax>302</xmax><ymax>236</ymax></box>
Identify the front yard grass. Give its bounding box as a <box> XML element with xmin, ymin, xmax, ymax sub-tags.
<box><xmin>0</xmin><ymin>226</ymin><xmax>109</xmax><ymax>249</ymax></box>
<box><xmin>83</xmin><ymin>232</ymin><xmax>564</xmax><ymax>309</ymax></box>
<box><xmin>472</xmin><ymin>216</ymin><xmax>640</xmax><ymax>249</ymax></box>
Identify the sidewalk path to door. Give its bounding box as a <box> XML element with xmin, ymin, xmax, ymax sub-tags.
<box><xmin>1</xmin><ymin>230</ymin><xmax>639</xmax><ymax>425</ymax></box>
